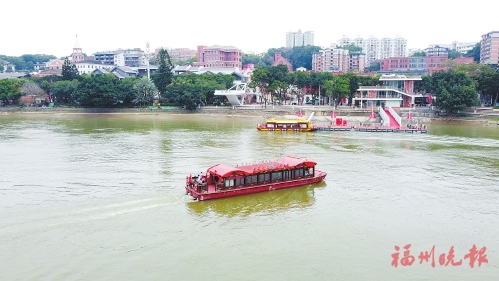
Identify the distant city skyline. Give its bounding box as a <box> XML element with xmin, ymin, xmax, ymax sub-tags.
<box><xmin>1</xmin><ymin>0</ymin><xmax>495</xmax><ymax>58</ymax></box>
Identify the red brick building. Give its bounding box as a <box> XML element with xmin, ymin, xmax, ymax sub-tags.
<box><xmin>193</xmin><ymin>45</ymin><xmax>242</xmax><ymax>69</ymax></box>
<box><xmin>272</xmin><ymin>52</ymin><xmax>293</xmax><ymax>72</ymax></box>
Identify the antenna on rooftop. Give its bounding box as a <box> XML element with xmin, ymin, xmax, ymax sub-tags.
<box><xmin>146</xmin><ymin>42</ymin><xmax>150</xmax><ymax>80</ymax></box>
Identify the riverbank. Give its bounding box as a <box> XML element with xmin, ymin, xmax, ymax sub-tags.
<box><xmin>1</xmin><ymin>105</ymin><xmax>499</xmax><ymax>126</ymax></box>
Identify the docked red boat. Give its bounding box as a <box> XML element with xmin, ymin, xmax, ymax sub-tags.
<box><xmin>185</xmin><ymin>156</ymin><xmax>327</xmax><ymax>201</ymax></box>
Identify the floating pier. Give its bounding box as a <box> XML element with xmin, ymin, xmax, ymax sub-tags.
<box><xmin>315</xmin><ymin>125</ymin><xmax>428</xmax><ymax>134</ymax></box>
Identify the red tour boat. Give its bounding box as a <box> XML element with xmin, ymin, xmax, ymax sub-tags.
<box><xmin>185</xmin><ymin>156</ymin><xmax>327</xmax><ymax>201</ymax></box>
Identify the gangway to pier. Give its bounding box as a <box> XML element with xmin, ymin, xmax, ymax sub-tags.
<box><xmin>379</xmin><ymin>106</ymin><xmax>401</xmax><ymax>128</ymax></box>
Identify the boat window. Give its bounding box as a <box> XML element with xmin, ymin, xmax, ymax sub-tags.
<box><xmin>225</xmin><ymin>179</ymin><xmax>235</xmax><ymax>187</ymax></box>
<box><xmin>283</xmin><ymin>170</ymin><xmax>292</xmax><ymax>180</ymax></box>
<box><xmin>266</xmin><ymin>123</ymin><xmax>275</xmax><ymax>128</ymax></box>
<box><xmin>271</xmin><ymin>171</ymin><xmax>282</xmax><ymax>182</ymax></box>
<box><xmin>294</xmin><ymin>168</ymin><xmax>304</xmax><ymax>178</ymax></box>
<box><xmin>246</xmin><ymin>175</ymin><xmax>257</xmax><ymax>185</ymax></box>
<box><xmin>235</xmin><ymin>178</ymin><xmax>244</xmax><ymax>186</ymax></box>
<box><xmin>300</xmin><ymin>123</ymin><xmax>307</xmax><ymax>128</ymax></box>
<box><xmin>258</xmin><ymin>173</ymin><xmax>270</xmax><ymax>182</ymax></box>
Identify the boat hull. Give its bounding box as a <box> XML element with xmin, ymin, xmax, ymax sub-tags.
<box><xmin>257</xmin><ymin>127</ymin><xmax>317</xmax><ymax>132</ymax></box>
<box><xmin>186</xmin><ymin>171</ymin><xmax>326</xmax><ymax>201</ymax></box>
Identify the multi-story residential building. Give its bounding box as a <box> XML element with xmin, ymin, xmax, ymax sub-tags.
<box><xmin>286</xmin><ymin>30</ymin><xmax>314</xmax><ymax>48</ymax></box>
<box><xmin>312</xmin><ymin>48</ymin><xmax>365</xmax><ymax>73</ymax></box>
<box><xmin>94</xmin><ymin>51</ymin><xmax>125</xmax><ymax>66</ymax></box>
<box><xmin>193</xmin><ymin>45</ymin><xmax>242</xmax><ymax>69</ymax></box>
<box><xmin>92</xmin><ymin>48</ymin><xmax>146</xmax><ymax>67</ymax></box>
<box><xmin>312</xmin><ymin>48</ymin><xmax>349</xmax><ymax>72</ymax></box>
<box><xmin>480</xmin><ymin>31</ymin><xmax>499</xmax><ymax>64</ymax></box>
<box><xmin>117</xmin><ymin>48</ymin><xmax>146</xmax><ymax>67</ymax></box>
<box><xmin>425</xmin><ymin>45</ymin><xmax>449</xmax><ymax>57</ymax></box>
<box><xmin>335</xmin><ymin>36</ymin><xmax>407</xmax><ymax>66</ymax></box>
<box><xmin>349</xmin><ymin>53</ymin><xmax>366</xmax><ymax>72</ymax></box>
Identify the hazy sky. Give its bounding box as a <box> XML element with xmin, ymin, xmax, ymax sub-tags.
<box><xmin>2</xmin><ymin>0</ymin><xmax>497</xmax><ymax>58</ymax></box>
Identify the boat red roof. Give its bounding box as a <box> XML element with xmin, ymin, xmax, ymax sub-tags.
<box><xmin>206</xmin><ymin>156</ymin><xmax>316</xmax><ymax>178</ymax></box>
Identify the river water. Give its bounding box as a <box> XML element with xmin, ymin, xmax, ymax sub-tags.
<box><xmin>0</xmin><ymin>113</ymin><xmax>498</xmax><ymax>281</ymax></box>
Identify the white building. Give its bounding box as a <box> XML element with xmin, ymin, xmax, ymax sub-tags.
<box><xmin>286</xmin><ymin>30</ymin><xmax>314</xmax><ymax>48</ymax></box>
<box><xmin>74</xmin><ymin>60</ymin><xmax>115</xmax><ymax>75</ymax></box>
<box><xmin>335</xmin><ymin>36</ymin><xmax>407</xmax><ymax>66</ymax></box>
<box><xmin>94</xmin><ymin>51</ymin><xmax>125</xmax><ymax>66</ymax></box>
<box><xmin>427</xmin><ymin>41</ymin><xmax>477</xmax><ymax>54</ymax></box>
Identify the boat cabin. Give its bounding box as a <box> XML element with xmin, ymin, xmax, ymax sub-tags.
<box><xmin>258</xmin><ymin>118</ymin><xmax>315</xmax><ymax>132</ymax></box>
<box><xmin>189</xmin><ymin>156</ymin><xmax>317</xmax><ymax>193</ymax></box>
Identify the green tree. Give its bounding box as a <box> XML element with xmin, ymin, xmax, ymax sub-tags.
<box><xmin>40</xmin><ymin>81</ymin><xmax>50</xmax><ymax>95</ymax></box>
<box><xmin>248</xmin><ymin>67</ymin><xmax>271</xmax><ymax>107</ymax></box>
<box><xmin>50</xmin><ymin>79</ymin><xmax>79</xmax><ymax>104</ymax></box>
<box><xmin>365</xmin><ymin>61</ymin><xmax>380</xmax><ymax>72</ymax></box>
<box><xmin>74</xmin><ymin>74</ymin><xmax>121</xmax><ymax>107</ymax></box>
<box><xmin>266</xmin><ymin>64</ymin><xmax>290</xmax><ymax>104</ymax></box>
<box><xmin>21</xmin><ymin>54</ymin><xmax>56</xmax><ymax>69</ymax></box>
<box><xmin>242</xmin><ymin>53</ymin><xmax>267</xmax><ymax>66</ymax></box>
<box><xmin>6</xmin><ymin>65</ymin><xmax>13</xmax><ymax>73</ymax></box>
<box><xmin>287</xmin><ymin>45</ymin><xmax>322</xmax><ymax>70</ymax></box>
<box><xmin>61</xmin><ymin>58</ymin><xmax>80</xmax><ymax>81</ymax></box>
<box><xmin>324</xmin><ymin>75</ymin><xmax>349</xmax><ymax>107</ymax></box>
<box><xmin>0</xmin><ymin>78</ymin><xmax>23</xmax><ymax>105</ymax></box>
<box><xmin>338</xmin><ymin>44</ymin><xmax>362</xmax><ymax>53</ymax></box>
<box><xmin>287</xmin><ymin>71</ymin><xmax>310</xmax><ymax>104</ymax></box>
<box><xmin>309</xmin><ymin>72</ymin><xmax>333</xmax><ymax>99</ymax></box>
<box><xmin>411</xmin><ymin>51</ymin><xmax>426</xmax><ymax>57</ymax></box>
<box><xmin>448</xmin><ymin>50</ymin><xmax>462</xmax><ymax>60</ymax></box>
<box><xmin>133</xmin><ymin>76</ymin><xmax>158</xmax><ymax>106</ymax></box>
<box><xmin>428</xmin><ymin>70</ymin><xmax>478</xmax><ymax>114</ymax></box>
<box><xmin>164</xmin><ymin>83</ymin><xmax>201</xmax><ymax>110</ymax></box>
<box><xmin>465</xmin><ymin>43</ymin><xmax>480</xmax><ymax>62</ymax></box>
<box><xmin>172</xmin><ymin>73</ymin><xmax>234</xmax><ymax>105</ymax></box>
<box><xmin>343</xmin><ymin>73</ymin><xmax>360</xmax><ymax>106</ymax></box>
<box><xmin>476</xmin><ymin>66</ymin><xmax>499</xmax><ymax>106</ymax></box>
<box><xmin>2</xmin><ymin>56</ymin><xmax>26</xmax><ymax>70</ymax></box>
<box><xmin>450</xmin><ymin>63</ymin><xmax>499</xmax><ymax>105</ymax></box>
<box><xmin>152</xmin><ymin>48</ymin><xmax>174</xmax><ymax>97</ymax></box>
<box><xmin>414</xmin><ymin>75</ymin><xmax>431</xmax><ymax>93</ymax></box>
<box><xmin>117</xmin><ymin>77</ymin><xmax>138</xmax><ymax>106</ymax></box>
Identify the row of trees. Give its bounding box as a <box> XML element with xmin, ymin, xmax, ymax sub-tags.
<box><xmin>417</xmin><ymin>63</ymin><xmax>499</xmax><ymax>112</ymax></box>
<box><xmin>0</xmin><ymin>48</ymin><xmax>235</xmax><ymax>109</ymax></box>
<box><xmin>248</xmin><ymin>62</ymin><xmax>499</xmax><ymax>114</ymax></box>
<box><xmin>243</xmin><ymin>45</ymin><xmax>322</xmax><ymax>70</ymax></box>
<box><xmin>0</xmin><ymin>54</ymin><xmax>57</xmax><ymax>71</ymax></box>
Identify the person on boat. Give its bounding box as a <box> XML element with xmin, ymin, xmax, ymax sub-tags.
<box><xmin>198</xmin><ymin>172</ymin><xmax>206</xmax><ymax>183</ymax></box>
